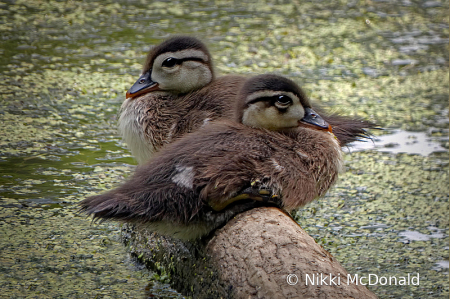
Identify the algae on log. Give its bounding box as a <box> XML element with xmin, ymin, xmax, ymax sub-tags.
<box><xmin>122</xmin><ymin>207</ymin><xmax>377</xmax><ymax>298</ymax></box>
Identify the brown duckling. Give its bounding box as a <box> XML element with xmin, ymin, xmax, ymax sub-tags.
<box><xmin>120</xmin><ymin>36</ymin><xmax>375</xmax><ymax>164</ymax></box>
<box><xmin>81</xmin><ymin>74</ymin><xmax>343</xmax><ymax>240</ymax></box>
<box><xmin>119</xmin><ymin>36</ymin><xmax>243</xmax><ymax>164</ymax></box>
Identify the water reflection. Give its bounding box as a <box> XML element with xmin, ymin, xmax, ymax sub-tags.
<box><xmin>346</xmin><ymin>129</ymin><xmax>448</xmax><ymax>156</ymax></box>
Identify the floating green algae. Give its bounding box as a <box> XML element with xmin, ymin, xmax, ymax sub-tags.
<box><xmin>295</xmin><ymin>150</ymin><xmax>449</xmax><ymax>298</ymax></box>
<box><xmin>0</xmin><ymin>163</ymin><xmax>185</xmax><ymax>298</ymax></box>
<box><xmin>0</xmin><ymin>0</ymin><xmax>448</xmax><ymax>298</ymax></box>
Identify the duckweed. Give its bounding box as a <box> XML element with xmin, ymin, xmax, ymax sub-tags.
<box><xmin>0</xmin><ymin>0</ymin><xmax>447</xmax><ymax>298</ymax></box>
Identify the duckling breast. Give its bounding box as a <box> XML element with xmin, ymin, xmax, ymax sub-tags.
<box><xmin>118</xmin><ymin>92</ymin><xmax>178</xmax><ymax>163</ymax></box>
<box><xmin>263</xmin><ymin>128</ymin><xmax>344</xmax><ymax>211</ymax></box>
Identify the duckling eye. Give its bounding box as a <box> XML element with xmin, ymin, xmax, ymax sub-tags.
<box><xmin>275</xmin><ymin>95</ymin><xmax>292</xmax><ymax>106</ymax></box>
<box><xmin>162</xmin><ymin>57</ymin><xmax>179</xmax><ymax>68</ymax></box>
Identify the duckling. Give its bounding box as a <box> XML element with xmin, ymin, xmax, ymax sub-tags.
<box><xmin>81</xmin><ymin>74</ymin><xmax>343</xmax><ymax>240</ymax></box>
<box><xmin>119</xmin><ymin>36</ymin><xmax>243</xmax><ymax>164</ymax></box>
<box><xmin>120</xmin><ymin>36</ymin><xmax>375</xmax><ymax>164</ymax></box>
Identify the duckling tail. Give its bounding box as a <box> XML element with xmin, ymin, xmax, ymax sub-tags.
<box><xmin>78</xmin><ymin>191</ymin><xmax>137</xmax><ymax>222</ymax></box>
<box><xmin>313</xmin><ymin>106</ymin><xmax>379</xmax><ymax>146</ymax></box>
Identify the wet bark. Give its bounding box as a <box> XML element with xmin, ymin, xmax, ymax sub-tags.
<box><xmin>122</xmin><ymin>207</ymin><xmax>377</xmax><ymax>298</ymax></box>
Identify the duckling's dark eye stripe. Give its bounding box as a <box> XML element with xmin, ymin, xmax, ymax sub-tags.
<box><xmin>247</xmin><ymin>96</ymin><xmax>272</xmax><ymax>105</ymax></box>
<box><xmin>162</xmin><ymin>57</ymin><xmax>206</xmax><ymax>67</ymax></box>
<box><xmin>181</xmin><ymin>57</ymin><xmax>205</xmax><ymax>62</ymax></box>
<box><xmin>247</xmin><ymin>95</ymin><xmax>290</xmax><ymax>105</ymax></box>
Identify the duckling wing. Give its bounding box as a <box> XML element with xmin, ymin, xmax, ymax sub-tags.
<box><xmin>79</xmin><ymin>122</ymin><xmax>269</xmax><ymax>224</ymax></box>
<box><xmin>79</xmin><ymin>158</ymin><xmax>205</xmax><ymax>225</ymax></box>
<box><xmin>197</xmin><ymin>126</ymin><xmax>343</xmax><ymax>212</ymax></box>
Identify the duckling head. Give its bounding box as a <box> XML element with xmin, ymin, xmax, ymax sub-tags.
<box><xmin>126</xmin><ymin>36</ymin><xmax>214</xmax><ymax>98</ymax></box>
<box><xmin>236</xmin><ymin>74</ymin><xmax>331</xmax><ymax>132</ymax></box>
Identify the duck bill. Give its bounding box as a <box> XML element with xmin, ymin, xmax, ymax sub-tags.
<box><xmin>125</xmin><ymin>70</ymin><xmax>160</xmax><ymax>99</ymax></box>
<box><xmin>300</xmin><ymin>108</ymin><xmax>332</xmax><ymax>132</ymax></box>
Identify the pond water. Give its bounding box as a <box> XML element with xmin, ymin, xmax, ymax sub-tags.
<box><xmin>0</xmin><ymin>0</ymin><xmax>448</xmax><ymax>298</ymax></box>
<box><xmin>346</xmin><ymin>129</ymin><xmax>448</xmax><ymax>156</ymax></box>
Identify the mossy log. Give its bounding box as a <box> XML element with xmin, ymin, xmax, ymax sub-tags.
<box><xmin>122</xmin><ymin>207</ymin><xmax>377</xmax><ymax>298</ymax></box>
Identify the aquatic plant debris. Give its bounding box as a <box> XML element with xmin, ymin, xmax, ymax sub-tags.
<box><xmin>0</xmin><ymin>0</ymin><xmax>448</xmax><ymax>298</ymax></box>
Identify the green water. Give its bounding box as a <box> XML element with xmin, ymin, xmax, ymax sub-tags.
<box><xmin>0</xmin><ymin>0</ymin><xmax>448</xmax><ymax>298</ymax></box>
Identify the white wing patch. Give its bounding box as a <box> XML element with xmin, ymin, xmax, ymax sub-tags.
<box><xmin>172</xmin><ymin>165</ymin><xmax>195</xmax><ymax>189</ymax></box>
<box><xmin>271</xmin><ymin>158</ymin><xmax>285</xmax><ymax>171</ymax></box>
<box><xmin>296</xmin><ymin>149</ymin><xmax>310</xmax><ymax>159</ymax></box>
<box><xmin>201</xmin><ymin>118</ymin><xmax>212</xmax><ymax>127</ymax></box>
